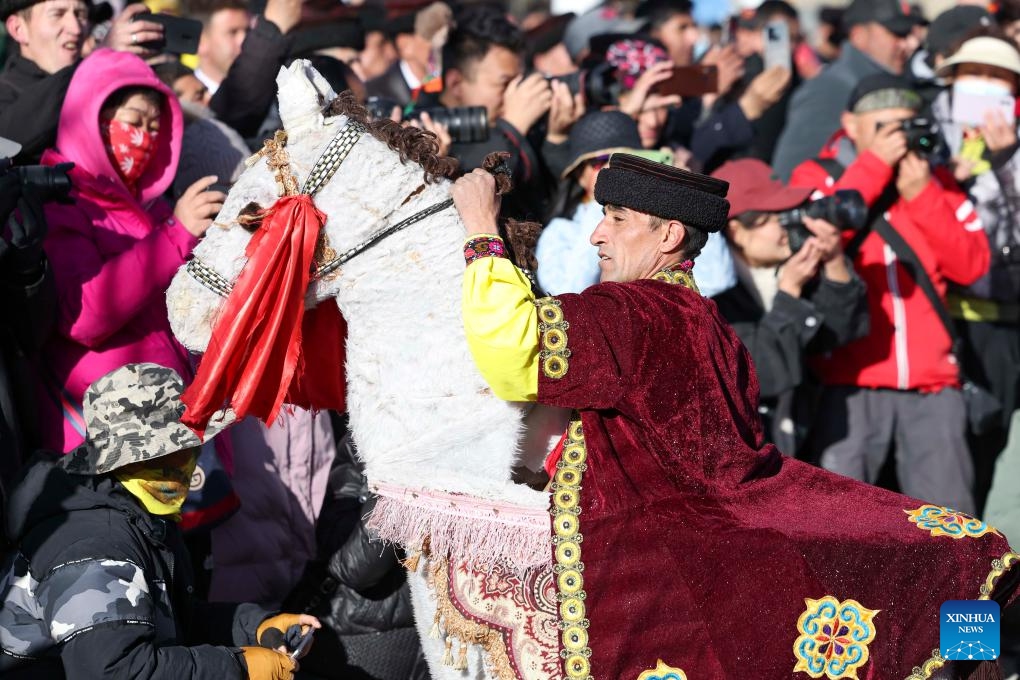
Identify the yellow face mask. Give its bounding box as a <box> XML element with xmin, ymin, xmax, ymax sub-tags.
<box><xmin>116</xmin><ymin>448</ymin><xmax>198</xmax><ymax>519</ymax></box>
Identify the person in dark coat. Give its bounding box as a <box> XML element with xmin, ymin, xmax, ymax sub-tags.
<box><xmin>0</xmin><ymin>363</ymin><xmax>319</xmax><ymax>680</ymax></box>
<box><xmin>418</xmin><ymin>4</ymin><xmax>575</xmax><ymax>222</ymax></box>
<box><xmin>364</xmin><ymin>1</ymin><xmax>437</xmax><ymax>109</ymax></box>
<box><xmin>771</xmin><ymin>0</ymin><xmax>923</xmax><ymax>179</ymax></box>
<box><xmin>191</xmin><ymin>0</ymin><xmax>302</xmax><ymax>143</ymax></box>
<box><xmin>710</xmin><ymin>159</ymin><xmax>869</xmax><ymax>455</ymax></box>
<box><xmin>0</xmin><ymin>0</ymin><xmax>162</xmax><ymax>162</ymax></box>
<box><xmin>0</xmin><ymin>138</ymin><xmax>59</xmax><ymax>488</ymax></box>
<box><xmin>282</xmin><ymin>415</ymin><xmax>426</xmax><ymax>680</ymax></box>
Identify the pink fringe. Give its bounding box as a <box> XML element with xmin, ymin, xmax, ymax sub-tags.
<box><xmin>367</xmin><ymin>482</ymin><xmax>551</xmax><ymax>572</ymax></box>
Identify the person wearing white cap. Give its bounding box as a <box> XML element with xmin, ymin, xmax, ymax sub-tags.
<box><xmin>931</xmin><ymin>35</ymin><xmax>1020</xmax><ymax>512</ymax></box>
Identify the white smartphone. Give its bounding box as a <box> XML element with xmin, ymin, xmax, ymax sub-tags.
<box><xmin>762</xmin><ymin>20</ymin><xmax>792</xmax><ymax>72</ymax></box>
<box><xmin>951</xmin><ymin>90</ymin><xmax>1016</xmax><ymax>128</ymax></box>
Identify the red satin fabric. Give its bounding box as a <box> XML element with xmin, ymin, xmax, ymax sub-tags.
<box><xmin>182</xmin><ymin>194</ymin><xmax>346</xmax><ymax>434</ymax></box>
<box><xmin>538</xmin><ymin>280</ymin><xmax>1019</xmax><ymax>679</ymax></box>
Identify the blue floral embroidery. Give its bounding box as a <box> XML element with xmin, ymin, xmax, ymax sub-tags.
<box><xmin>793</xmin><ymin>596</ymin><xmax>879</xmax><ymax>679</ymax></box>
<box><xmin>905</xmin><ymin>505</ymin><xmax>999</xmax><ymax>539</ymax></box>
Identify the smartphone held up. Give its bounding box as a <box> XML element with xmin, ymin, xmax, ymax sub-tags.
<box><xmin>134</xmin><ymin>11</ymin><xmax>201</xmax><ymax>55</ymax></box>
<box><xmin>654</xmin><ymin>64</ymin><xmax>719</xmax><ymax>98</ymax></box>
<box><xmin>762</xmin><ymin>19</ymin><xmax>792</xmax><ymax>72</ymax></box>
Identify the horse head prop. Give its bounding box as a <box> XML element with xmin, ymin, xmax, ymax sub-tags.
<box><xmin>167</xmin><ymin>61</ymin><xmax>565</xmax><ymax>679</ymax></box>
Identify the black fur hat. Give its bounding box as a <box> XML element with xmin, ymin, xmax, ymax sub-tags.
<box><xmin>594</xmin><ymin>153</ymin><xmax>730</xmax><ymax>232</ymax></box>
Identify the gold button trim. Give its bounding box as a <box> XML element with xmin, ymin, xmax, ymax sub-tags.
<box><xmin>553</xmin><ymin>417</ymin><xmax>592</xmax><ymax>679</ymax></box>
<box><xmin>536</xmin><ymin>297</ymin><xmax>571</xmax><ymax>380</ymax></box>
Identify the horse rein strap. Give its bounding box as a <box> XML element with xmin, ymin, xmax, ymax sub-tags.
<box><xmin>188</xmin><ymin>119</ymin><xmax>453</xmax><ymax>298</ymax></box>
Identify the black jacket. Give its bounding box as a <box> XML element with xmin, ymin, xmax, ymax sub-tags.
<box><xmin>451</xmin><ymin>119</ymin><xmax>568</xmax><ymax>223</ymax></box>
<box><xmin>282</xmin><ymin>425</ymin><xmax>420</xmax><ymax>680</ymax></box>
<box><xmin>0</xmin><ymin>456</ymin><xmax>271</xmax><ymax>679</ymax></box>
<box><xmin>0</xmin><ymin>53</ymin><xmax>76</xmax><ymax>163</ymax></box>
<box><xmin>209</xmin><ymin>16</ymin><xmax>291</xmax><ymax>141</ymax></box>
<box><xmin>712</xmin><ymin>267</ymin><xmax>869</xmax><ymax>454</ymax></box>
<box><xmin>0</xmin><ymin>256</ymin><xmax>54</xmax><ymax>486</ymax></box>
<box><xmin>365</xmin><ymin>61</ymin><xmax>414</xmax><ymax>108</ymax></box>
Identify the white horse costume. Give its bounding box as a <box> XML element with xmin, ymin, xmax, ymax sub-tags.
<box><xmin>167</xmin><ymin>62</ymin><xmax>565</xmax><ymax>679</ymax></box>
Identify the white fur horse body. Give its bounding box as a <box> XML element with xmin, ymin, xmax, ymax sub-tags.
<box><xmin>167</xmin><ymin>63</ymin><xmax>559</xmax><ymax>680</ymax></box>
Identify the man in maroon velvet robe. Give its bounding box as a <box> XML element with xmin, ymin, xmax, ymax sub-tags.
<box><xmin>455</xmin><ymin>153</ymin><xmax>1019</xmax><ymax>680</ymax></box>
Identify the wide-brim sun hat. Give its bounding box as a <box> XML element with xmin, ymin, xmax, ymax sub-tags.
<box><xmin>60</xmin><ymin>363</ymin><xmax>235</xmax><ymax>476</ymax></box>
<box><xmin>936</xmin><ymin>37</ymin><xmax>1020</xmax><ymax>78</ymax></box>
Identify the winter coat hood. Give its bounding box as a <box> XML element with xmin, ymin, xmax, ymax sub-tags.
<box><xmin>53</xmin><ymin>48</ymin><xmax>182</xmax><ymax>205</ymax></box>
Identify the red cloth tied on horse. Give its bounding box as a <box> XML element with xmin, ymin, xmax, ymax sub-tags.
<box><xmin>182</xmin><ymin>194</ymin><xmax>346</xmax><ymax>435</ymax></box>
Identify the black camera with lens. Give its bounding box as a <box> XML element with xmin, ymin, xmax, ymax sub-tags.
<box><xmin>877</xmin><ymin>117</ymin><xmax>940</xmax><ymax>156</ymax></box>
<box><xmin>0</xmin><ymin>156</ymin><xmax>74</xmax><ymax>206</ymax></box>
<box><xmin>545</xmin><ymin>62</ymin><xmax>622</xmax><ymax>109</ymax></box>
<box><xmin>777</xmin><ymin>189</ymin><xmax>868</xmax><ymax>254</ymax></box>
<box><xmin>406</xmin><ymin>106</ymin><xmax>489</xmax><ymax>144</ymax></box>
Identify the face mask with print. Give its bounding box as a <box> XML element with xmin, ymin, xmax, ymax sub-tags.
<box><xmin>102</xmin><ymin>119</ymin><xmax>158</xmax><ymax>188</ymax></box>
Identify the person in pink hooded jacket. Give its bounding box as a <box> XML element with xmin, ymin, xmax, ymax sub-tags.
<box><xmin>38</xmin><ymin>48</ymin><xmax>225</xmax><ymax>453</ymax></box>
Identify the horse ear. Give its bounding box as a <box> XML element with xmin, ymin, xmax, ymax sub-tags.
<box><xmin>276</xmin><ymin>59</ymin><xmax>338</xmax><ymax>132</ymax></box>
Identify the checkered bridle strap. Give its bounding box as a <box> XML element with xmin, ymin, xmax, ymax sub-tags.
<box><xmin>186</xmin><ymin>119</ymin><xmax>368</xmax><ymax>298</ymax></box>
<box><xmin>301</xmin><ymin>120</ymin><xmax>367</xmax><ymax>197</ymax></box>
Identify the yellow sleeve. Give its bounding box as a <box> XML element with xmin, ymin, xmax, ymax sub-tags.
<box><xmin>462</xmin><ymin>241</ymin><xmax>539</xmax><ymax>402</ymax></box>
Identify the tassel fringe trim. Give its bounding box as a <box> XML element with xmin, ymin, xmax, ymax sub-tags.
<box><xmin>368</xmin><ymin>483</ymin><xmax>551</xmax><ymax>572</ymax></box>
<box><xmin>426</xmin><ymin>556</ymin><xmax>518</xmax><ymax>680</ymax></box>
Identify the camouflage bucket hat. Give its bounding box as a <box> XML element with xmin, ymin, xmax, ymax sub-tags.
<box><xmin>61</xmin><ymin>363</ymin><xmax>235</xmax><ymax>475</ymax></box>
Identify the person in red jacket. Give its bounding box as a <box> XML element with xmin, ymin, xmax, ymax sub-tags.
<box><xmin>791</xmin><ymin>73</ymin><xmax>989</xmax><ymax>514</ymax></box>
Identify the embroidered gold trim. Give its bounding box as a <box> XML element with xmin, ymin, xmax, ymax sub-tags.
<box><xmin>636</xmin><ymin>659</ymin><xmax>688</xmax><ymax>680</ymax></box>
<box><xmin>979</xmin><ymin>550</ymin><xmax>1019</xmax><ymax>599</ymax></box>
<box><xmin>426</xmin><ymin>555</ymin><xmax>516</xmax><ymax>679</ymax></box>
<box><xmin>904</xmin><ymin>649</ymin><xmax>945</xmax><ymax>680</ymax></box>
<box><xmin>552</xmin><ymin>418</ymin><xmax>591</xmax><ymax>680</ymax></box>
<box><xmin>537</xmin><ymin>298</ymin><xmax>571</xmax><ymax>379</ymax></box>
<box><xmin>651</xmin><ymin>265</ymin><xmax>699</xmax><ymax>293</ymax></box>
<box><xmin>903</xmin><ymin>549</ymin><xmax>1019</xmax><ymax>679</ymax></box>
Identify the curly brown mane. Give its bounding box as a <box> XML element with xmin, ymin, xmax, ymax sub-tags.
<box><xmin>325</xmin><ymin>91</ymin><xmax>459</xmax><ymax>183</ymax></box>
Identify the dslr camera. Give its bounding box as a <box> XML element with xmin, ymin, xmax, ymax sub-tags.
<box><xmin>545</xmin><ymin>62</ymin><xmax>622</xmax><ymax>109</ymax></box>
<box><xmin>406</xmin><ymin>106</ymin><xmax>489</xmax><ymax>144</ymax></box>
<box><xmin>364</xmin><ymin>97</ymin><xmax>490</xmax><ymax>145</ymax></box>
<box><xmin>877</xmin><ymin>117</ymin><xmax>940</xmax><ymax>156</ymax></box>
<box><xmin>0</xmin><ymin>156</ymin><xmax>74</xmax><ymax>209</ymax></box>
<box><xmin>777</xmin><ymin>189</ymin><xmax>867</xmax><ymax>254</ymax></box>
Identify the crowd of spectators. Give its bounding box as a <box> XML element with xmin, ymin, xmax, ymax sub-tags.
<box><xmin>2</xmin><ymin>0</ymin><xmax>1020</xmax><ymax>676</ymax></box>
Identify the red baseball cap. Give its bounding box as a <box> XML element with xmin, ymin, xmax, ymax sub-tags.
<box><xmin>711</xmin><ymin>159</ymin><xmax>813</xmax><ymax>219</ymax></box>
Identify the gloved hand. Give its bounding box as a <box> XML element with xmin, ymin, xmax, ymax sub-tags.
<box><xmin>256</xmin><ymin>613</ymin><xmax>321</xmax><ymax>657</ymax></box>
<box><xmin>240</xmin><ymin>646</ymin><xmax>296</xmax><ymax>680</ymax></box>
<box><xmin>0</xmin><ymin>189</ymin><xmax>48</xmax><ymax>280</ymax></box>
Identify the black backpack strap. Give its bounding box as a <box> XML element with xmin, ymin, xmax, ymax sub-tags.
<box><xmin>812</xmin><ymin>157</ymin><xmax>846</xmax><ymax>181</ymax></box>
<box><xmin>870</xmin><ymin>217</ymin><xmax>960</xmax><ymax>352</ymax></box>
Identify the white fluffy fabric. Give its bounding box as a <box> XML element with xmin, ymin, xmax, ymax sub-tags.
<box><xmin>166</xmin><ymin>61</ymin><xmax>552</xmax><ymax>680</ymax></box>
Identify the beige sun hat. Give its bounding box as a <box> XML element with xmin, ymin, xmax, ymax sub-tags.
<box><xmin>936</xmin><ymin>37</ymin><xmax>1020</xmax><ymax>78</ymax></box>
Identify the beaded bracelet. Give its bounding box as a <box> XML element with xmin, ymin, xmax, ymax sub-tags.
<box><xmin>464</xmin><ymin>235</ymin><xmax>507</xmax><ymax>265</ymax></box>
